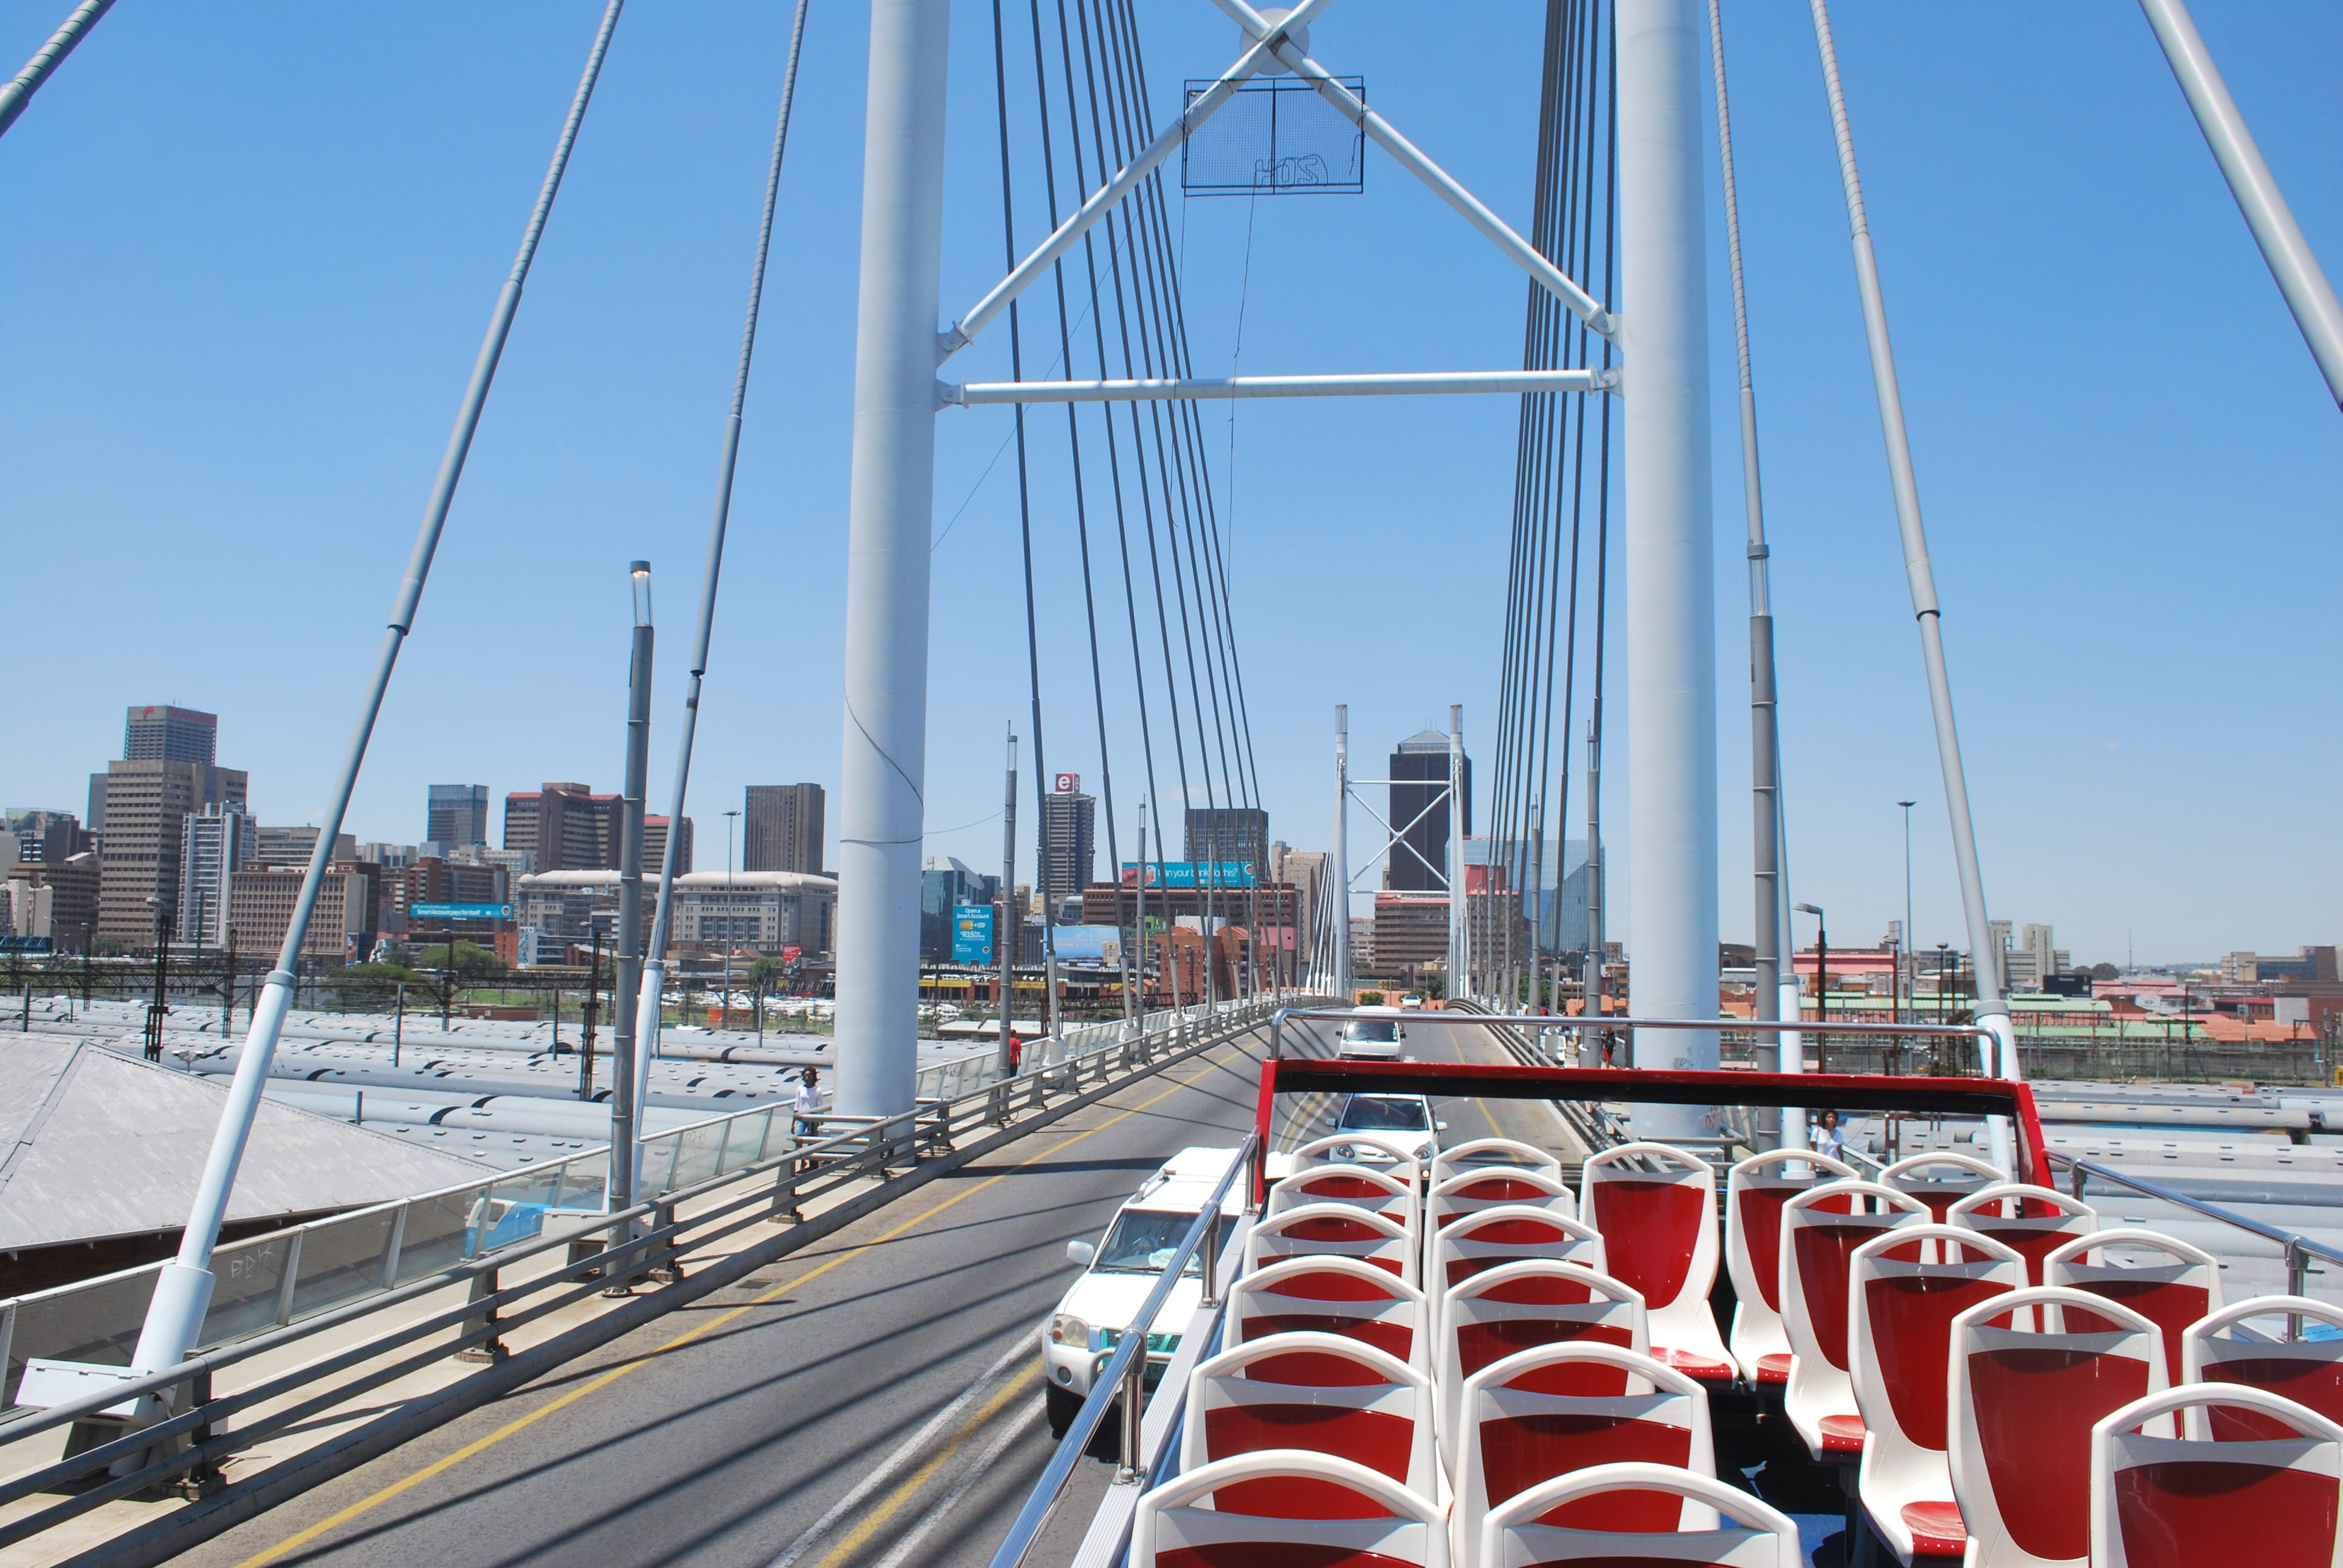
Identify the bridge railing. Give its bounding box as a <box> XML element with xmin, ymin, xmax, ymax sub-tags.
<box><xmin>0</xmin><ymin>995</ymin><xmax>1286</xmax><ymax>1552</ymax></box>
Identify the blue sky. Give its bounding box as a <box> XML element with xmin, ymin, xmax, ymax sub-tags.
<box><xmin>5</xmin><ymin>2</ymin><xmax>2337</xmax><ymax>966</ymax></box>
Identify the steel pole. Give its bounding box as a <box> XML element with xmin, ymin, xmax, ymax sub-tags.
<box><xmin>998</xmin><ymin>727</ymin><xmax>1018</xmax><ymax>1074</ymax></box>
<box><xmin>610</xmin><ymin>566</ymin><xmax>656</xmax><ymax>1234</ymax></box>
<box><xmin>640</xmin><ymin>0</ymin><xmax>813</xmax><ymax>1044</ymax></box>
<box><xmin>2137</xmin><ymin>0</ymin><xmax>2343</xmax><ymax>411</ymax></box>
<box><xmin>0</xmin><ymin>0</ymin><xmax>113</xmax><ymax>141</ymax></box>
<box><xmin>833</xmin><ymin>0</ymin><xmax>952</xmax><ymax>1119</ymax></box>
<box><xmin>1706</xmin><ymin>0</ymin><xmax>1783</xmax><ymax>1087</ymax></box>
<box><xmin>1332</xmin><ymin>705</ymin><xmax>1351</xmax><ymax>999</ymax></box>
<box><xmin>123</xmin><ymin>0</ymin><xmax>623</xmax><ymax>1387</ymax></box>
<box><xmin>1808</xmin><ymin>1</ymin><xmax>2015</xmax><ymax>1145</ymax></box>
<box><xmin>1447</xmin><ymin>704</ymin><xmax>1464</xmax><ymax>1003</ymax></box>
<box><xmin>1619</xmin><ymin>0</ymin><xmax>1720</xmax><ymax>1127</ymax></box>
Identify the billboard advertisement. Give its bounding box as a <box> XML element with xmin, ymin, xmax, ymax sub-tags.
<box><xmin>1118</xmin><ymin>861</ymin><xmax>1255</xmax><ymax>889</ymax></box>
<box><xmin>1049</xmin><ymin>924</ymin><xmax>1122</xmax><ymax>965</ymax></box>
<box><xmin>952</xmin><ymin>903</ymin><xmax>994</xmax><ymax>964</ymax></box>
<box><xmin>1054</xmin><ymin>772</ymin><xmax>1081</xmax><ymax>794</ymax></box>
<box><xmin>408</xmin><ymin>902</ymin><xmax>515</xmax><ymax>921</ymax></box>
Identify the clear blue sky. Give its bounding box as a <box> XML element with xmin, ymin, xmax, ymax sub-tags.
<box><xmin>5</xmin><ymin>2</ymin><xmax>2337</xmax><ymax>967</ymax></box>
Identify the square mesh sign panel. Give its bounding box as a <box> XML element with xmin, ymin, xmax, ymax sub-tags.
<box><xmin>1182</xmin><ymin>76</ymin><xmax>1365</xmax><ymax>195</ymax></box>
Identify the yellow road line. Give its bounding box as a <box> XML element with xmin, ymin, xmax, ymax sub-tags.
<box><xmin>808</xmin><ymin>1368</ymin><xmax>1036</xmax><ymax>1568</ymax></box>
<box><xmin>232</xmin><ymin>1048</ymin><xmax>1240</xmax><ymax>1568</ymax></box>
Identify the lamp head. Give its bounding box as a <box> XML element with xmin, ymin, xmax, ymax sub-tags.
<box><xmin>630</xmin><ymin>561</ymin><xmax>653</xmax><ymax>627</ymax></box>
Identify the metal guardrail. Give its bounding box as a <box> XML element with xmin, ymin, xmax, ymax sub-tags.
<box><xmin>986</xmin><ymin>1134</ymin><xmax>1259</xmax><ymax>1568</ymax></box>
<box><xmin>0</xmin><ymin>998</ymin><xmax>1281</xmax><ymax>1552</ymax></box>
<box><xmin>0</xmin><ymin>1000</ymin><xmax>1249</xmax><ymax>1421</ymax></box>
<box><xmin>2048</xmin><ymin>1150</ymin><xmax>2342</xmax><ymax>1302</ymax></box>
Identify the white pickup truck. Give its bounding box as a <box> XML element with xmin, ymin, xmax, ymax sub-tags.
<box><xmin>1039</xmin><ymin>1145</ymin><xmax>1247</xmax><ymax>1437</ymax></box>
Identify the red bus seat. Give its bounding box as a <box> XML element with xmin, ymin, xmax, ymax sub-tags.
<box><xmin>1133</xmin><ymin>1451</ymin><xmax>1451</xmax><ymax>1568</ymax></box>
<box><xmin>2091</xmin><ymin>1384</ymin><xmax>2343</xmax><ymax>1568</ymax></box>
<box><xmin>1291</xmin><ymin>1133</ymin><xmax>1424</xmax><ymax>1189</ymax></box>
<box><xmin>1431</xmin><ymin>1138</ymin><xmax>1564</xmax><ymax>1193</ymax></box>
<box><xmin>1271</xmin><ymin>1165</ymin><xmax>1421</xmax><ymax>1237</ymax></box>
<box><xmin>1228</xmin><ymin>1256</ymin><xmax>1429</xmax><ymax>1373</ymax></box>
<box><xmin>1947</xmin><ymin>1183</ymin><xmax>2096</xmax><ymax>1289</ymax></box>
<box><xmin>1881</xmin><ymin>1151</ymin><xmax>2005</xmax><ymax>1223</ymax></box>
<box><xmin>1948</xmin><ymin>1285</ymin><xmax>2165</xmax><ymax>1568</ymax></box>
<box><xmin>1475</xmin><ymin>1463</ymin><xmax>1801</xmax><ymax>1568</ymax></box>
<box><xmin>2045</xmin><ymin>1228</ymin><xmax>2221</xmax><ymax>1388</ymax></box>
<box><xmin>1450</xmin><ymin>1344</ymin><xmax>1714</xmax><ymax>1568</ymax></box>
<box><xmin>1847</xmin><ymin>1226</ymin><xmax>2026</xmax><ymax>1564</ymax></box>
<box><xmin>1182</xmin><ymin>1331</ymin><xmax>1441</xmax><ymax>1508</ymax></box>
<box><xmin>1581</xmin><ymin>1143</ymin><xmax>1731</xmax><ymax>1380</ymax></box>
<box><xmin>1247</xmin><ymin>1202</ymin><xmax>1418</xmax><ymax>1288</ymax></box>
<box><xmin>1436</xmin><ymin>1261</ymin><xmax>1647</xmax><ymax>1459</ymax></box>
<box><xmin>1723</xmin><ymin>1150</ymin><xmax>1855</xmax><ymax>1385</ymax></box>
<box><xmin>1427</xmin><ymin>1167</ymin><xmax>1576</xmax><ymax>1240</ymax></box>
<box><xmin>1780</xmin><ymin>1180</ymin><xmax>1925</xmax><ymax>1460</ymax></box>
<box><xmin>1427</xmin><ymin>1206</ymin><xmax>1607</xmax><ymax>1337</ymax></box>
<box><xmin>2184</xmin><ymin>1295</ymin><xmax>2343</xmax><ymax>1440</ymax></box>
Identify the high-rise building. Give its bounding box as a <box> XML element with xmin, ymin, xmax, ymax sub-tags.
<box><xmin>4</xmin><ymin>809</ymin><xmax>90</xmax><ymax>865</ymax></box>
<box><xmin>643</xmin><ymin>815</ymin><xmax>694</xmax><ymax>875</ymax></box>
<box><xmin>91</xmin><ymin>759</ymin><xmax>247</xmax><ymax>948</ymax></box>
<box><xmin>177</xmin><ymin>804</ymin><xmax>255</xmax><ymax>947</ymax></box>
<box><xmin>1388</xmin><ymin>731</ymin><xmax>1469</xmax><ymax>892</ymax></box>
<box><xmin>426</xmin><ymin>784</ymin><xmax>490</xmax><ymax>847</ymax></box>
<box><xmin>230</xmin><ymin>864</ymin><xmax>368</xmax><ymax>961</ymax></box>
<box><xmin>1183</xmin><ymin>806</ymin><xmax>1268</xmax><ymax>881</ymax></box>
<box><xmin>1041</xmin><ymin>778</ymin><xmax>1098</xmax><ymax>904</ymax></box>
<box><xmin>744</xmin><ymin>783</ymin><xmax>825</xmax><ymax>874</ymax></box>
<box><xmin>252</xmin><ymin>824</ymin><xmax>357</xmax><ymax>869</ymax></box>
<box><xmin>504</xmin><ymin>782</ymin><xmax>615</xmax><ymax>872</ymax></box>
<box><xmin>122</xmin><ymin>705</ymin><xmax>217</xmax><ymax>766</ymax></box>
<box><xmin>2</xmin><ymin>852</ymin><xmax>100</xmax><ymax>953</ymax></box>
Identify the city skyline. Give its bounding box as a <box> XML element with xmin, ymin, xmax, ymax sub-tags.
<box><xmin>5</xmin><ymin>5</ymin><xmax>2336</xmax><ymax>962</ymax></box>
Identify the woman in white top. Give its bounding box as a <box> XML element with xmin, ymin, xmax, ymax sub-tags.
<box><xmin>1810</xmin><ymin>1108</ymin><xmax>1844</xmax><ymax>1161</ymax></box>
<box><xmin>793</xmin><ymin>1067</ymin><xmax>824</xmax><ymax>1140</ymax></box>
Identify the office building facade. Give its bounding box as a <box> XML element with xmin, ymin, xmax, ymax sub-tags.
<box><xmin>426</xmin><ymin>784</ymin><xmax>491</xmax><ymax>847</ymax></box>
<box><xmin>177</xmin><ymin>804</ymin><xmax>255</xmax><ymax>947</ymax></box>
<box><xmin>744</xmin><ymin>783</ymin><xmax>825</xmax><ymax>874</ymax></box>
<box><xmin>252</xmin><ymin>824</ymin><xmax>357</xmax><ymax>869</ymax></box>
<box><xmin>122</xmin><ymin>705</ymin><xmax>217</xmax><ymax>766</ymax></box>
<box><xmin>1388</xmin><ymin>730</ymin><xmax>1469</xmax><ymax>892</ymax></box>
<box><xmin>1183</xmin><ymin>806</ymin><xmax>1268</xmax><ymax>880</ymax></box>
<box><xmin>91</xmin><ymin>759</ymin><xmax>247</xmax><ymax>948</ymax></box>
<box><xmin>1041</xmin><ymin>780</ymin><xmax>1097</xmax><ymax>909</ymax></box>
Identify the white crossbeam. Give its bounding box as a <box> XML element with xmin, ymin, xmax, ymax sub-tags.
<box><xmin>942</xmin><ymin>367</ymin><xmax>1612</xmax><ymax>406</ymax></box>
<box><xmin>1210</xmin><ymin>0</ymin><xmax>1616</xmax><ymax>342</ymax></box>
<box><xmin>937</xmin><ymin>0</ymin><xmax>1342</xmax><ymax>362</ymax></box>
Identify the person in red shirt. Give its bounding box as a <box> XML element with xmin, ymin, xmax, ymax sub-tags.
<box><xmin>1007</xmin><ymin>1034</ymin><xmax>1023</xmax><ymax>1073</ymax></box>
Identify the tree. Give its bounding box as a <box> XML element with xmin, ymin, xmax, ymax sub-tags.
<box><xmin>746</xmin><ymin>956</ymin><xmax>790</xmax><ymax>993</ymax></box>
<box><xmin>2089</xmin><ymin>961</ymin><xmax>2120</xmax><ymax>980</ymax></box>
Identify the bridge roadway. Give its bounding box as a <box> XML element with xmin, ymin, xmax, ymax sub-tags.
<box><xmin>179</xmin><ymin>1015</ymin><xmax>1578</xmax><ymax>1568</ymax></box>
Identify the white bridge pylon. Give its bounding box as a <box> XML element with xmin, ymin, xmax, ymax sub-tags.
<box><xmin>833</xmin><ymin>0</ymin><xmax>1719</xmax><ymax>1120</ymax></box>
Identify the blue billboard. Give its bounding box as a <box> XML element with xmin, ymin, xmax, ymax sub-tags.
<box><xmin>952</xmin><ymin>903</ymin><xmax>994</xmax><ymax>964</ymax></box>
<box><xmin>408</xmin><ymin>902</ymin><xmax>514</xmax><ymax>921</ymax></box>
<box><xmin>1118</xmin><ymin>861</ymin><xmax>1255</xmax><ymax>889</ymax></box>
<box><xmin>1050</xmin><ymin>925</ymin><xmax>1123</xmax><ymax>965</ymax></box>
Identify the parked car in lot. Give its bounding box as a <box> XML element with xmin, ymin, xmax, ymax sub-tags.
<box><xmin>1039</xmin><ymin>1145</ymin><xmax>1246</xmax><ymax>1436</ymax></box>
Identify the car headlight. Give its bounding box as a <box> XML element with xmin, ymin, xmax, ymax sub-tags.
<box><xmin>1049</xmin><ymin>1313</ymin><xmax>1091</xmax><ymax>1347</ymax></box>
<box><xmin>1414</xmin><ymin>1143</ymin><xmax>1434</xmax><ymax>1160</ymax></box>
<box><xmin>1334</xmin><ymin>1143</ymin><xmax>1355</xmax><ymax>1160</ymax></box>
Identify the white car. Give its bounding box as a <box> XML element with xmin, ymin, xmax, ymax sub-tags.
<box><xmin>1322</xmin><ymin>1092</ymin><xmax>1443</xmax><ymax>1167</ymax></box>
<box><xmin>1336</xmin><ymin>1005</ymin><xmax>1407</xmax><ymax>1060</ymax></box>
<box><xmin>1040</xmin><ymin>1145</ymin><xmax>1247</xmax><ymax>1436</ymax></box>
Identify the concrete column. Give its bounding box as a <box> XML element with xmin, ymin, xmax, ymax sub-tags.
<box><xmin>832</xmin><ymin>0</ymin><xmax>952</xmax><ymax>1117</ymax></box>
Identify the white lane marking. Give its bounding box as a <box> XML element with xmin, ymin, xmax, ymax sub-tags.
<box><xmin>867</xmin><ymin>1399</ymin><xmax>1046</xmax><ymax>1568</ymax></box>
<box><xmin>765</xmin><ymin>1333</ymin><xmax>1029</xmax><ymax>1568</ymax></box>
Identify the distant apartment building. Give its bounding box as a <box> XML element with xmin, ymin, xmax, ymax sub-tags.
<box><xmin>1041</xmin><ymin>780</ymin><xmax>1097</xmax><ymax>911</ymax></box>
<box><xmin>90</xmin><ymin>759</ymin><xmax>247</xmax><ymax>948</ymax></box>
<box><xmin>251</xmin><ymin>824</ymin><xmax>356</xmax><ymax>869</ymax></box>
<box><xmin>1183</xmin><ymin>806</ymin><xmax>1269</xmax><ymax>882</ymax></box>
<box><xmin>2221</xmin><ymin>946</ymin><xmax>2340</xmax><ymax>984</ymax></box>
<box><xmin>122</xmin><ymin>704</ymin><xmax>216</xmax><ymax>766</ymax></box>
<box><xmin>230</xmin><ymin>863</ymin><xmax>368</xmax><ymax>961</ymax></box>
<box><xmin>426</xmin><ymin>784</ymin><xmax>491</xmax><ymax>848</ymax></box>
<box><xmin>643</xmin><ymin>815</ymin><xmax>694</xmax><ymax>875</ymax></box>
<box><xmin>2</xmin><ymin>852</ymin><xmax>100</xmax><ymax>952</ymax></box>
<box><xmin>514</xmin><ymin>869</ymin><xmax>831</xmax><ymax>961</ymax></box>
<box><xmin>448</xmin><ymin>843</ymin><xmax>536</xmax><ymax>881</ymax></box>
<box><xmin>744</xmin><ymin>783</ymin><xmax>825</xmax><ymax>874</ymax></box>
<box><xmin>497</xmin><ymin>783</ymin><xmax>689</xmax><ymax>875</ymax></box>
<box><xmin>5</xmin><ymin>808</ymin><xmax>90</xmax><ymax>865</ymax></box>
<box><xmin>176</xmin><ymin>804</ymin><xmax>255</xmax><ymax>947</ymax></box>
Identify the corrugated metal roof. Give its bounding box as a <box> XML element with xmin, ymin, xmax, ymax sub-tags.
<box><xmin>0</xmin><ymin>1040</ymin><xmax>483</xmax><ymax>1252</ymax></box>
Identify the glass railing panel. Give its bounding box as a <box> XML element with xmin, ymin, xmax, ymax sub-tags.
<box><xmin>285</xmin><ymin>1208</ymin><xmax>399</xmax><ymax>1322</ymax></box>
<box><xmin>195</xmin><ymin>1230</ymin><xmax>293</xmax><ymax>1347</ymax></box>
<box><xmin>395</xmin><ymin>1191</ymin><xmax>481</xmax><ymax>1282</ymax></box>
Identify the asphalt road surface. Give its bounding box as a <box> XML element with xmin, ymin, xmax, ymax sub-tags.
<box><xmin>179</xmin><ymin>1013</ymin><xmax>1571</xmax><ymax>1568</ymax></box>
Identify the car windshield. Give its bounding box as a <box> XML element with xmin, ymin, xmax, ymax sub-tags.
<box><xmin>1340</xmin><ymin>1019</ymin><xmax>1400</xmax><ymax>1044</ymax></box>
<box><xmin>1093</xmin><ymin>1209</ymin><xmax>1205</xmax><ymax>1275</ymax></box>
<box><xmin>1341</xmin><ymin>1096</ymin><xmax>1430</xmax><ymax>1132</ymax></box>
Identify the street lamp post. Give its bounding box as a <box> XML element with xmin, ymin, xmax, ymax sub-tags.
<box><xmin>1793</xmin><ymin>901</ymin><xmax>1826</xmax><ymax>1071</ymax></box>
<box><xmin>722</xmin><ymin>808</ymin><xmax>741</xmax><ymax>1031</ymax></box>
<box><xmin>1897</xmin><ymin>800</ymin><xmax>1915</xmax><ymax>1028</ymax></box>
<box><xmin>143</xmin><ymin>896</ymin><xmax>171</xmax><ymax>1063</ymax></box>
